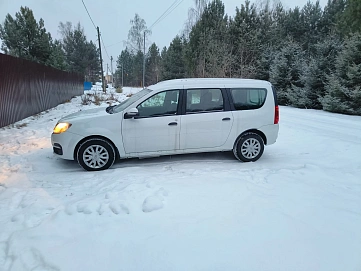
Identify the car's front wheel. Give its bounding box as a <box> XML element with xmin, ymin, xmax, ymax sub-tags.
<box><xmin>233</xmin><ymin>132</ymin><xmax>264</xmax><ymax>162</ymax></box>
<box><xmin>77</xmin><ymin>138</ymin><xmax>115</xmax><ymax>171</ymax></box>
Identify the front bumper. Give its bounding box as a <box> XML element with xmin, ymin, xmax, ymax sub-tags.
<box><xmin>51</xmin><ymin>132</ymin><xmax>84</xmax><ymax>160</ymax></box>
<box><xmin>53</xmin><ymin>143</ymin><xmax>63</xmax><ymax>155</ymax></box>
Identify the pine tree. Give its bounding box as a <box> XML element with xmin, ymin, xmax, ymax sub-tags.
<box><xmin>115</xmin><ymin>48</ymin><xmax>134</xmax><ymax>87</ymax></box>
<box><xmin>58</xmin><ymin>22</ymin><xmax>99</xmax><ymax>78</ymax></box>
<box><xmin>145</xmin><ymin>43</ymin><xmax>161</xmax><ymax>85</ymax></box>
<box><xmin>202</xmin><ymin>0</ymin><xmax>230</xmax><ymax>77</ymax></box>
<box><xmin>270</xmin><ymin>2</ymin><xmax>287</xmax><ymax>46</ymax></box>
<box><xmin>320</xmin><ymin>33</ymin><xmax>361</xmax><ymax>115</ymax></box>
<box><xmin>322</xmin><ymin>0</ymin><xmax>345</xmax><ymax>34</ymax></box>
<box><xmin>228</xmin><ymin>0</ymin><xmax>261</xmax><ymax>78</ymax></box>
<box><xmin>269</xmin><ymin>39</ymin><xmax>305</xmax><ymax>105</ymax></box>
<box><xmin>283</xmin><ymin>7</ymin><xmax>305</xmax><ymax>45</ymax></box>
<box><xmin>203</xmin><ymin>28</ymin><xmax>232</xmax><ymax>77</ymax></box>
<box><xmin>0</xmin><ymin>6</ymin><xmax>52</xmax><ymax>64</ymax></box>
<box><xmin>338</xmin><ymin>0</ymin><xmax>361</xmax><ymax>35</ymax></box>
<box><xmin>161</xmin><ymin>36</ymin><xmax>186</xmax><ymax>80</ymax></box>
<box><xmin>47</xmin><ymin>40</ymin><xmax>67</xmax><ymax>70</ymax></box>
<box><xmin>299</xmin><ymin>35</ymin><xmax>342</xmax><ymax>109</ymax></box>
<box><xmin>159</xmin><ymin>46</ymin><xmax>168</xmax><ymax>79</ymax></box>
<box><xmin>85</xmin><ymin>41</ymin><xmax>100</xmax><ymax>83</ymax></box>
<box><xmin>186</xmin><ymin>0</ymin><xmax>230</xmax><ymax>77</ymax></box>
<box><xmin>301</xmin><ymin>1</ymin><xmax>324</xmax><ymax>54</ymax></box>
<box><xmin>132</xmin><ymin>51</ymin><xmax>144</xmax><ymax>86</ymax></box>
<box><xmin>287</xmin><ymin>65</ymin><xmax>313</xmax><ymax>108</ymax></box>
<box><xmin>255</xmin><ymin>46</ymin><xmax>275</xmax><ymax>81</ymax></box>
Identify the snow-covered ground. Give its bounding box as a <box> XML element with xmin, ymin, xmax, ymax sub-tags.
<box><xmin>0</xmin><ymin>88</ymin><xmax>361</xmax><ymax>271</ymax></box>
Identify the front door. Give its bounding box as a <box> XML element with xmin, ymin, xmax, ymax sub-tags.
<box><xmin>122</xmin><ymin>89</ymin><xmax>181</xmax><ymax>154</ymax></box>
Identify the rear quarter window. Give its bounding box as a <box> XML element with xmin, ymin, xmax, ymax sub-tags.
<box><xmin>230</xmin><ymin>88</ymin><xmax>267</xmax><ymax>110</ymax></box>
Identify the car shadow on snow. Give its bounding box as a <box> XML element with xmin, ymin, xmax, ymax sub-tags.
<box><xmin>113</xmin><ymin>151</ymin><xmax>237</xmax><ymax>169</ymax></box>
<box><xmin>55</xmin><ymin>158</ymin><xmax>84</xmax><ymax>172</ymax></box>
<box><xmin>55</xmin><ymin>151</ymin><xmax>275</xmax><ymax>171</ymax></box>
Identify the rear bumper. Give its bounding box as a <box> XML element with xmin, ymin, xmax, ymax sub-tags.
<box><xmin>259</xmin><ymin>124</ymin><xmax>279</xmax><ymax>145</ymax></box>
<box><xmin>51</xmin><ymin>132</ymin><xmax>84</xmax><ymax>160</ymax></box>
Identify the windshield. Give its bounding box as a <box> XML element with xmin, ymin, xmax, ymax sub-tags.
<box><xmin>112</xmin><ymin>88</ymin><xmax>152</xmax><ymax>113</ymax></box>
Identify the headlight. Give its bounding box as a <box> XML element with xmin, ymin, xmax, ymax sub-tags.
<box><xmin>53</xmin><ymin>122</ymin><xmax>72</xmax><ymax>134</ymax></box>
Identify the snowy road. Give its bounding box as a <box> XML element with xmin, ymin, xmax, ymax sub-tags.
<box><xmin>0</xmin><ymin>93</ymin><xmax>361</xmax><ymax>271</ymax></box>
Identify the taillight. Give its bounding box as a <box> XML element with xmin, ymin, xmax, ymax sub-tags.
<box><xmin>274</xmin><ymin>106</ymin><xmax>279</xmax><ymax>124</ymax></box>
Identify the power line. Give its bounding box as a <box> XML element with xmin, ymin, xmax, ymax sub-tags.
<box><xmin>81</xmin><ymin>0</ymin><xmax>107</xmax><ymax>92</ymax></box>
<box><xmin>100</xmin><ymin>35</ymin><xmax>111</xmax><ymax>60</ymax></box>
<box><xmin>143</xmin><ymin>0</ymin><xmax>184</xmax><ymax>88</ymax></box>
<box><xmin>81</xmin><ymin>1</ymin><xmax>110</xmax><ymax>66</ymax></box>
<box><xmin>149</xmin><ymin>0</ymin><xmax>185</xmax><ymax>30</ymax></box>
<box><xmin>106</xmin><ymin>41</ymin><xmax>123</xmax><ymax>48</ymax></box>
<box><xmin>81</xmin><ymin>0</ymin><xmax>97</xmax><ymax>30</ymax></box>
<box><xmin>103</xmin><ymin>0</ymin><xmax>185</xmax><ymax>52</ymax></box>
<box><xmin>149</xmin><ymin>0</ymin><xmax>180</xmax><ymax>30</ymax></box>
<box><xmin>150</xmin><ymin>1</ymin><xmax>185</xmax><ymax>30</ymax></box>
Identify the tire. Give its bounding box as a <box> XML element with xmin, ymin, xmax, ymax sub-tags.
<box><xmin>233</xmin><ymin>132</ymin><xmax>264</xmax><ymax>162</ymax></box>
<box><xmin>77</xmin><ymin>138</ymin><xmax>115</xmax><ymax>171</ymax></box>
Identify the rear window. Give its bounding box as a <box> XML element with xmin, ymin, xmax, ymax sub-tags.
<box><xmin>230</xmin><ymin>88</ymin><xmax>267</xmax><ymax>110</ymax></box>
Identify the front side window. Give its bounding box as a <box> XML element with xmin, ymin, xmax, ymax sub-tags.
<box><xmin>113</xmin><ymin>88</ymin><xmax>151</xmax><ymax>113</ymax></box>
<box><xmin>137</xmin><ymin>90</ymin><xmax>179</xmax><ymax>118</ymax></box>
<box><xmin>231</xmin><ymin>88</ymin><xmax>267</xmax><ymax>110</ymax></box>
<box><xmin>186</xmin><ymin>89</ymin><xmax>224</xmax><ymax>113</ymax></box>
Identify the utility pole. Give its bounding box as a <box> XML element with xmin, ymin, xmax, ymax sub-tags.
<box><xmin>143</xmin><ymin>30</ymin><xmax>146</xmax><ymax>88</ymax></box>
<box><xmin>110</xmin><ymin>56</ymin><xmax>114</xmax><ymax>86</ymax></box>
<box><xmin>97</xmin><ymin>26</ymin><xmax>106</xmax><ymax>93</ymax></box>
<box><xmin>106</xmin><ymin>63</ymin><xmax>109</xmax><ymax>88</ymax></box>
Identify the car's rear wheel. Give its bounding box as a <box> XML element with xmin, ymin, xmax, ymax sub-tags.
<box><xmin>233</xmin><ymin>132</ymin><xmax>264</xmax><ymax>162</ymax></box>
<box><xmin>77</xmin><ymin>138</ymin><xmax>115</xmax><ymax>171</ymax></box>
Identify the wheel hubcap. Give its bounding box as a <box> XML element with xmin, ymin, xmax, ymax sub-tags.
<box><xmin>83</xmin><ymin>145</ymin><xmax>109</xmax><ymax>169</ymax></box>
<box><xmin>241</xmin><ymin>138</ymin><xmax>261</xmax><ymax>159</ymax></box>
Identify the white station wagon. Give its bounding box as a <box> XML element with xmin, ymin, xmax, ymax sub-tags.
<box><xmin>51</xmin><ymin>78</ymin><xmax>279</xmax><ymax>171</ymax></box>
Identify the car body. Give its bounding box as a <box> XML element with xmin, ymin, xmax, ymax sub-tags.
<box><xmin>51</xmin><ymin>78</ymin><xmax>279</xmax><ymax>171</ymax></box>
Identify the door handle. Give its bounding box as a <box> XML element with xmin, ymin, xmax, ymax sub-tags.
<box><xmin>168</xmin><ymin>122</ymin><xmax>178</xmax><ymax>126</ymax></box>
<box><xmin>222</xmin><ymin>117</ymin><xmax>231</xmax><ymax>121</ymax></box>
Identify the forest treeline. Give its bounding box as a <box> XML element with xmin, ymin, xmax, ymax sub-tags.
<box><xmin>115</xmin><ymin>0</ymin><xmax>361</xmax><ymax>115</ymax></box>
<box><xmin>1</xmin><ymin>0</ymin><xmax>360</xmax><ymax>114</ymax></box>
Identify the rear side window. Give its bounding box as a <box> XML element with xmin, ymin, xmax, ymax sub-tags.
<box><xmin>186</xmin><ymin>89</ymin><xmax>224</xmax><ymax>113</ymax></box>
<box><xmin>230</xmin><ymin>88</ymin><xmax>267</xmax><ymax>110</ymax></box>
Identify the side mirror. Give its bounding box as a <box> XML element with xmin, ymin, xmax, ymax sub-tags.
<box><xmin>124</xmin><ymin>108</ymin><xmax>139</xmax><ymax>119</ymax></box>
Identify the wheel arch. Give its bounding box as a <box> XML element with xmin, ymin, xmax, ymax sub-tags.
<box><xmin>234</xmin><ymin>129</ymin><xmax>267</xmax><ymax>148</ymax></box>
<box><xmin>73</xmin><ymin>135</ymin><xmax>120</xmax><ymax>161</ymax></box>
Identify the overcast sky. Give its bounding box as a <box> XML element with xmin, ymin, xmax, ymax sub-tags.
<box><xmin>0</xmin><ymin>0</ymin><xmax>327</xmax><ymax>70</ymax></box>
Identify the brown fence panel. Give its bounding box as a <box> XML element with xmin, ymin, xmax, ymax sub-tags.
<box><xmin>0</xmin><ymin>53</ymin><xmax>83</xmax><ymax>128</ymax></box>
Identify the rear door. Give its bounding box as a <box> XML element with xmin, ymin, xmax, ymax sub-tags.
<box><xmin>179</xmin><ymin>88</ymin><xmax>233</xmax><ymax>150</ymax></box>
